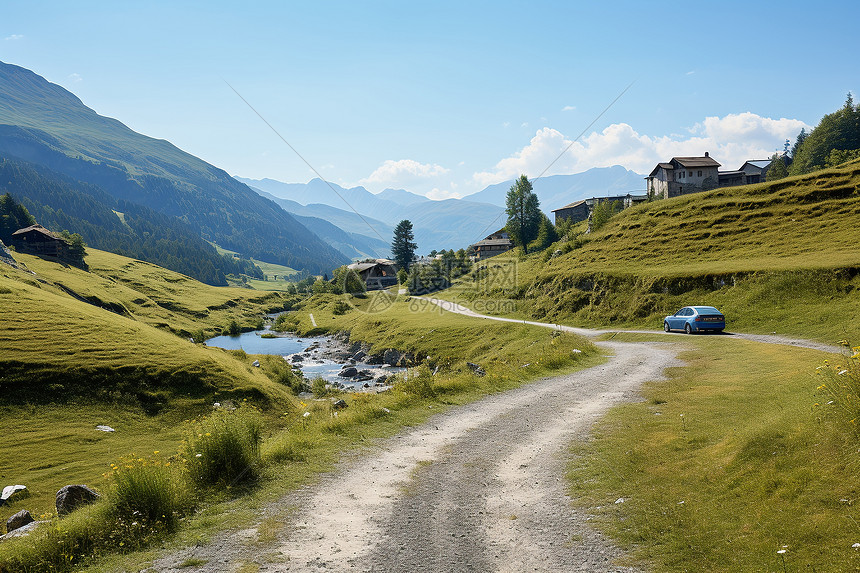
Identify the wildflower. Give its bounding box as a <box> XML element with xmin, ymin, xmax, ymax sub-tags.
<box><xmin>817</xmin><ymin>384</ymin><xmax>826</xmax><ymax>390</ymax></box>
<box><xmin>777</xmin><ymin>549</ymin><xmax>786</xmax><ymax>554</ymax></box>
<box><xmin>839</xmin><ymin>370</ymin><xmax>848</xmax><ymax>376</ymax></box>
<box><xmin>195</xmin><ymin>453</ymin><xmax>202</xmax><ymax>458</ymax></box>
<box><xmin>153</xmin><ymin>450</ymin><xmax>160</xmax><ymax>454</ymax></box>
<box><xmin>303</xmin><ymin>411</ymin><xmax>311</xmax><ymax>418</ymax></box>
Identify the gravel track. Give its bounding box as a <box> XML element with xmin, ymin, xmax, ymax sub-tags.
<box><xmin>152</xmin><ymin>300</ymin><xmax>839</xmax><ymax>572</ymax></box>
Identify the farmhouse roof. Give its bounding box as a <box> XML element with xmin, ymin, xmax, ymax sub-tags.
<box><xmin>551</xmin><ymin>199</ymin><xmax>586</xmax><ymax>212</ymax></box>
<box><xmin>647</xmin><ymin>163</ymin><xmax>675</xmax><ymax>177</ymax></box>
<box><xmin>347</xmin><ymin>262</ymin><xmax>378</xmax><ymax>272</ymax></box>
<box><xmin>742</xmin><ymin>159</ymin><xmax>772</xmax><ymax>169</ymax></box>
<box><xmin>672</xmin><ymin>156</ymin><xmax>721</xmax><ymax>168</ymax></box>
<box><xmin>473</xmin><ymin>238</ymin><xmax>513</xmax><ymax>247</ymax></box>
<box><xmin>12</xmin><ymin>224</ymin><xmax>60</xmax><ymax>239</ymax></box>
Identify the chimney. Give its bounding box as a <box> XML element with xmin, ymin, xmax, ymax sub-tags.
<box><xmin>704</xmin><ymin>151</ymin><xmax>709</xmax><ymax>157</ymax></box>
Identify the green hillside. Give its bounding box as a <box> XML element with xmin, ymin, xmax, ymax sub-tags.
<box><xmin>0</xmin><ymin>61</ymin><xmax>347</xmax><ymax>274</ymax></box>
<box><xmin>447</xmin><ymin>160</ymin><xmax>860</xmax><ymax>343</ymax></box>
<box><xmin>0</xmin><ymin>248</ymin><xmax>296</xmax><ymax>405</ymax></box>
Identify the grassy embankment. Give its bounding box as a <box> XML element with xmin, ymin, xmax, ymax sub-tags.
<box><xmin>443</xmin><ymin>160</ymin><xmax>860</xmax><ymax>344</ymax></box>
<box><xmin>568</xmin><ymin>333</ymin><xmax>860</xmax><ymax>571</ymax></box>
<box><xmin>0</xmin><ymin>249</ymin><xmax>597</xmax><ymax>572</ymax></box>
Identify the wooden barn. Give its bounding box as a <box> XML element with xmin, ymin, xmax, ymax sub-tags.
<box><xmin>11</xmin><ymin>225</ymin><xmax>69</xmax><ymax>258</ymax></box>
<box><xmin>470</xmin><ymin>228</ymin><xmax>513</xmax><ymax>261</ymax></box>
<box><xmin>347</xmin><ymin>259</ymin><xmax>398</xmax><ymax>290</ymax></box>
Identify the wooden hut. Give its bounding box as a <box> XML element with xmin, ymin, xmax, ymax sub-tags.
<box><xmin>11</xmin><ymin>225</ymin><xmax>69</xmax><ymax>258</ymax></box>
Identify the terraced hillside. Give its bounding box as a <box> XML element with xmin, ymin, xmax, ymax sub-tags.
<box><xmin>449</xmin><ymin>160</ymin><xmax>860</xmax><ymax>343</ymax></box>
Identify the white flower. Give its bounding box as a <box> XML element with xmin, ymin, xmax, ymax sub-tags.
<box><xmin>853</xmin><ymin>543</ymin><xmax>860</xmax><ymax>549</ymax></box>
<box><xmin>839</xmin><ymin>370</ymin><xmax>848</xmax><ymax>375</ymax></box>
<box><xmin>777</xmin><ymin>549</ymin><xmax>786</xmax><ymax>554</ymax></box>
<box><xmin>303</xmin><ymin>411</ymin><xmax>311</xmax><ymax>418</ymax></box>
<box><xmin>195</xmin><ymin>453</ymin><xmax>202</xmax><ymax>458</ymax></box>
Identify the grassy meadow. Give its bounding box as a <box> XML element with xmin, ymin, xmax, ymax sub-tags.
<box><xmin>442</xmin><ymin>160</ymin><xmax>860</xmax><ymax>343</ymax></box>
<box><xmin>567</xmin><ymin>334</ymin><xmax>860</xmax><ymax>571</ymax></box>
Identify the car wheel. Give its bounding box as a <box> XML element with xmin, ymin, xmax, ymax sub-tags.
<box><xmin>663</xmin><ymin>322</ymin><xmax>670</xmax><ymax>332</ymax></box>
<box><xmin>684</xmin><ymin>323</ymin><xmax>692</xmax><ymax>335</ymax></box>
<box><xmin>715</xmin><ymin>329</ymin><xmax>723</xmax><ymax>334</ymax></box>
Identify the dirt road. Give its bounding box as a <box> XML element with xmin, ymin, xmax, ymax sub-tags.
<box><xmin>154</xmin><ymin>301</ymin><xmax>838</xmax><ymax>572</ymax></box>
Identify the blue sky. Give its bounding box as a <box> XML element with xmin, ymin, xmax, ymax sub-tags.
<box><xmin>2</xmin><ymin>1</ymin><xmax>857</xmax><ymax>199</ymax></box>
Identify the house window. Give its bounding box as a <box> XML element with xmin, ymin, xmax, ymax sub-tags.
<box><xmin>697</xmin><ymin>170</ymin><xmax>702</xmax><ymax>177</ymax></box>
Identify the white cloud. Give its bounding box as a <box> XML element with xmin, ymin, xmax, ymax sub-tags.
<box><xmin>472</xmin><ymin>113</ymin><xmax>811</xmax><ymax>186</ymax></box>
<box><xmin>68</xmin><ymin>73</ymin><xmax>83</xmax><ymax>83</ymax></box>
<box><xmin>426</xmin><ymin>187</ymin><xmax>464</xmax><ymax>200</ymax></box>
<box><xmin>4</xmin><ymin>34</ymin><xmax>23</xmax><ymax>41</ymax></box>
<box><xmin>562</xmin><ymin>105</ymin><xmax>576</xmax><ymax>112</ymax></box>
<box><xmin>520</xmin><ymin>122</ymin><xmax>529</xmax><ymax>128</ymax></box>
<box><xmin>360</xmin><ymin>159</ymin><xmax>449</xmax><ymax>190</ymax></box>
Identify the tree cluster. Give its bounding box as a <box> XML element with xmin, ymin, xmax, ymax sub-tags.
<box><xmin>788</xmin><ymin>94</ymin><xmax>860</xmax><ymax>175</ymax></box>
<box><xmin>406</xmin><ymin>249</ymin><xmax>470</xmax><ymax>295</ymax></box>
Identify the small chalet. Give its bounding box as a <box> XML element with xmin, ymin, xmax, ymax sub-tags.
<box><xmin>347</xmin><ymin>258</ymin><xmax>398</xmax><ymax>290</ymax></box>
<box><xmin>11</xmin><ymin>224</ymin><xmax>69</xmax><ymax>258</ymax></box>
<box><xmin>470</xmin><ymin>229</ymin><xmax>513</xmax><ymax>261</ymax></box>
<box><xmin>551</xmin><ymin>193</ymin><xmax>648</xmax><ymax>225</ymax></box>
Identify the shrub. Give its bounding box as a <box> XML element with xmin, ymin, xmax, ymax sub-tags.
<box><xmin>107</xmin><ymin>455</ymin><xmax>187</xmax><ymax>531</ymax></box>
<box><xmin>395</xmin><ymin>365</ymin><xmax>436</xmax><ymax>398</ymax></box>
<box><xmin>184</xmin><ymin>407</ymin><xmax>263</xmax><ymax>487</ymax></box>
<box><xmin>311</xmin><ymin>376</ymin><xmax>331</xmax><ymax>398</ymax></box>
<box><xmin>332</xmin><ymin>300</ymin><xmax>351</xmax><ymax>315</ymax></box>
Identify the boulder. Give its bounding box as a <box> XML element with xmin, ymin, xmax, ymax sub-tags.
<box><xmin>6</xmin><ymin>510</ymin><xmax>34</xmax><ymax>533</ymax></box>
<box><xmin>352</xmin><ymin>351</ymin><xmax>367</xmax><ymax>362</ymax></box>
<box><xmin>375</xmin><ymin>375</ymin><xmax>389</xmax><ymax>386</ymax></box>
<box><xmin>383</xmin><ymin>349</ymin><xmax>401</xmax><ymax>366</ymax></box>
<box><xmin>354</xmin><ymin>370</ymin><xmax>374</xmax><ymax>382</ymax></box>
<box><xmin>95</xmin><ymin>425</ymin><xmax>115</xmax><ymax>432</ymax></box>
<box><xmin>291</xmin><ymin>354</ymin><xmax>304</xmax><ymax>362</ymax></box>
<box><xmin>467</xmin><ymin>362</ymin><xmax>486</xmax><ymax>377</ymax></box>
<box><xmin>339</xmin><ymin>367</ymin><xmax>358</xmax><ymax>378</ymax></box>
<box><xmin>252</xmin><ymin>359</ymin><xmax>260</xmax><ymax>367</ymax></box>
<box><xmin>56</xmin><ymin>485</ymin><xmax>100</xmax><ymax>516</ymax></box>
<box><xmin>332</xmin><ymin>399</ymin><xmax>348</xmax><ymax>410</ymax></box>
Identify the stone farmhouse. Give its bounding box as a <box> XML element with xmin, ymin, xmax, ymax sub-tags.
<box><xmin>646</xmin><ymin>153</ymin><xmax>773</xmax><ymax>200</ymax></box>
<box><xmin>346</xmin><ymin>258</ymin><xmax>398</xmax><ymax>290</ymax></box>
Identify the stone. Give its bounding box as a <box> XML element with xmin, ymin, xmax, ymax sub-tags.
<box><xmin>56</xmin><ymin>485</ymin><xmax>100</xmax><ymax>516</ymax></box>
<box><xmin>332</xmin><ymin>399</ymin><xmax>348</xmax><ymax>410</ymax></box>
<box><xmin>375</xmin><ymin>375</ymin><xmax>389</xmax><ymax>386</ymax></box>
<box><xmin>352</xmin><ymin>351</ymin><xmax>366</xmax><ymax>362</ymax></box>
<box><xmin>0</xmin><ymin>485</ymin><xmax>27</xmax><ymax>505</ymax></box>
<box><xmin>95</xmin><ymin>425</ymin><xmax>115</xmax><ymax>432</ymax></box>
<box><xmin>339</xmin><ymin>367</ymin><xmax>358</xmax><ymax>378</ymax></box>
<box><xmin>1</xmin><ymin>520</ymin><xmax>45</xmax><ymax>540</ymax></box>
<box><xmin>383</xmin><ymin>348</ymin><xmax>401</xmax><ymax>366</ymax></box>
<box><xmin>6</xmin><ymin>510</ymin><xmax>34</xmax><ymax>533</ymax></box>
<box><xmin>291</xmin><ymin>354</ymin><xmax>304</xmax><ymax>362</ymax></box>
<box><xmin>252</xmin><ymin>359</ymin><xmax>260</xmax><ymax>367</ymax></box>
<box><xmin>467</xmin><ymin>362</ymin><xmax>486</xmax><ymax>376</ymax></box>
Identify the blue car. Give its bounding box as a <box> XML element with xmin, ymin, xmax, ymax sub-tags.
<box><xmin>663</xmin><ymin>306</ymin><xmax>725</xmax><ymax>334</ymax></box>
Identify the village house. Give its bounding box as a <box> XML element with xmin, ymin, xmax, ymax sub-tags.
<box><xmin>346</xmin><ymin>258</ymin><xmax>398</xmax><ymax>290</ymax></box>
<box><xmin>551</xmin><ymin>193</ymin><xmax>648</xmax><ymax>226</ymax></box>
<box><xmin>646</xmin><ymin>153</ymin><xmax>774</xmax><ymax>199</ymax></box>
<box><xmin>470</xmin><ymin>228</ymin><xmax>513</xmax><ymax>261</ymax></box>
<box><xmin>11</xmin><ymin>224</ymin><xmax>69</xmax><ymax>259</ymax></box>
<box><xmin>645</xmin><ymin>153</ymin><xmax>722</xmax><ymax>200</ymax></box>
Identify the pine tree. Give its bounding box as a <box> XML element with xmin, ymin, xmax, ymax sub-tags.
<box><xmin>391</xmin><ymin>219</ymin><xmax>417</xmax><ymax>272</ymax></box>
<box><xmin>766</xmin><ymin>153</ymin><xmax>788</xmax><ymax>181</ymax></box>
<box><xmin>505</xmin><ymin>175</ymin><xmax>541</xmax><ymax>254</ymax></box>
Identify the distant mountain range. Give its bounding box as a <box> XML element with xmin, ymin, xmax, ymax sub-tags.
<box><xmin>236</xmin><ymin>177</ymin><xmax>507</xmax><ymax>254</ymax></box>
<box><xmin>0</xmin><ymin>60</ymin><xmax>347</xmax><ymax>277</ymax></box>
<box><xmin>236</xmin><ymin>166</ymin><xmax>645</xmax><ymax>253</ymax></box>
<box><xmin>461</xmin><ymin>166</ymin><xmax>645</xmax><ymax>210</ymax></box>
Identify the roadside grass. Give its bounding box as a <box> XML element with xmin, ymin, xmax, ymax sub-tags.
<box><xmin>441</xmin><ymin>163</ymin><xmax>860</xmax><ymax>343</ymax></box>
<box><xmin>567</xmin><ymin>335</ymin><xmax>860</xmax><ymax>571</ymax></box>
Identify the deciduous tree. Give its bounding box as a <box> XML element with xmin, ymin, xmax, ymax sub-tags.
<box><xmin>505</xmin><ymin>175</ymin><xmax>541</xmax><ymax>254</ymax></box>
